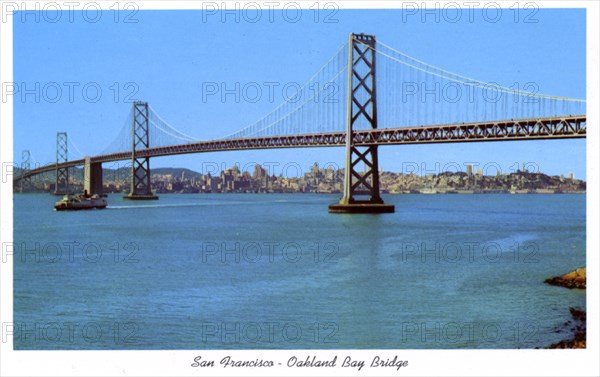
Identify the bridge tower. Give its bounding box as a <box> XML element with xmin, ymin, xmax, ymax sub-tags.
<box><xmin>20</xmin><ymin>150</ymin><xmax>32</xmax><ymax>192</ymax></box>
<box><xmin>329</xmin><ymin>33</ymin><xmax>394</xmax><ymax>213</ymax></box>
<box><xmin>54</xmin><ymin>132</ymin><xmax>70</xmax><ymax>195</ymax></box>
<box><xmin>124</xmin><ymin>101</ymin><xmax>158</xmax><ymax>200</ymax></box>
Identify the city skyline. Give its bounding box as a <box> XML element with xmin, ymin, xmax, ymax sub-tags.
<box><xmin>16</xmin><ymin>162</ymin><xmax>586</xmax><ymax>195</ymax></box>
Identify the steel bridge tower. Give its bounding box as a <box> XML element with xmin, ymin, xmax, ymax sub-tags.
<box><xmin>20</xmin><ymin>150</ymin><xmax>32</xmax><ymax>192</ymax></box>
<box><xmin>124</xmin><ymin>101</ymin><xmax>158</xmax><ymax>200</ymax></box>
<box><xmin>54</xmin><ymin>132</ymin><xmax>70</xmax><ymax>195</ymax></box>
<box><xmin>329</xmin><ymin>33</ymin><xmax>394</xmax><ymax>213</ymax></box>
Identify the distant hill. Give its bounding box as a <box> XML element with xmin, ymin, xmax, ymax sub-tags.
<box><xmin>14</xmin><ymin>166</ymin><xmax>204</xmax><ymax>182</ymax></box>
<box><xmin>151</xmin><ymin>167</ymin><xmax>203</xmax><ymax>179</ymax></box>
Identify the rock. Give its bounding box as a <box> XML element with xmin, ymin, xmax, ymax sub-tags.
<box><xmin>547</xmin><ymin>307</ymin><xmax>586</xmax><ymax>349</ymax></box>
<box><xmin>544</xmin><ymin>267</ymin><xmax>586</xmax><ymax>289</ymax></box>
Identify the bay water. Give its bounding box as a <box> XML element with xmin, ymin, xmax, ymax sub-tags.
<box><xmin>13</xmin><ymin>193</ymin><xmax>585</xmax><ymax>349</ymax></box>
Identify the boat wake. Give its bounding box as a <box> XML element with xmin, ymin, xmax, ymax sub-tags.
<box><xmin>107</xmin><ymin>201</ymin><xmax>250</xmax><ymax>209</ymax></box>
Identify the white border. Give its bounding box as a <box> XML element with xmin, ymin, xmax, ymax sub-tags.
<box><xmin>1</xmin><ymin>1</ymin><xmax>598</xmax><ymax>376</ymax></box>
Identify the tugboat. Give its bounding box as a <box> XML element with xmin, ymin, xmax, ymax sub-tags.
<box><xmin>54</xmin><ymin>191</ymin><xmax>107</xmax><ymax>211</ymax></box>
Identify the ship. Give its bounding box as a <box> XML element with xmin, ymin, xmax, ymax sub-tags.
<box><xmin>54</xmin><ymin>193</ymin><xmax>107</xmax><ymax>211</ymax></box>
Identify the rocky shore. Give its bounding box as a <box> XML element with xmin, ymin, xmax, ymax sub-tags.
<box><xmin>548</xmin><ymin>308</ymin><xmax>586</xmax><ymax>349</ymax></box>
<box><xmin>545</xmin><ymin>267</ymin><xmax>586</xmax><ymax>289</ymax></box>
<box><xmin>544</xmin><ymin>268</ymin><xmax>586</xmax><ymax>349</ymax></box>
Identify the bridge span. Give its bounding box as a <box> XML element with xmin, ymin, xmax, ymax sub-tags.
<box><xmin>14</xmin><ymin>33</ymin><xmax>587</xmax><ymax>213</ymax></box>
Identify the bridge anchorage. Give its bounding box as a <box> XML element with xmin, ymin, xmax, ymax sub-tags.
<box><xmin>329</xmin><ymin>33</ymin><xmax>394</xmax><ymax>214</ymax></box>
<box><xmin>124</xmin><ymin>101</ymin><xmax>159</xmax><ymax>200</ymax></box>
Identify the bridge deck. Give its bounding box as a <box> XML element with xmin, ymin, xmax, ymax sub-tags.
<box><xmin>14</xmin><ymin>115</ymin><xmax>586</xmax><ymax>181</ymax></box>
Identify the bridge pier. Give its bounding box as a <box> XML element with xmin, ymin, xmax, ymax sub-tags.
<box><xmin>53</xmin><ymin>132</ymin><xmax>71</xmax><ymax>195</ymax></box>
<box><xmin>124</xmin><ymin>101</ymin><xmax>158</xmax><ymax>200</ymax></box>
<box><xmin>84</xmin><ymin>157</ymin><xmax>103</xmax><ymax>196</ymax></box>
<box><xmin>329</xmin><ymin>33</ymin><xmax>394</xmax><ymax>214</ymax></box>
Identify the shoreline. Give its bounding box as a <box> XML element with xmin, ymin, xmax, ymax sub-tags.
<box><xmin>15</xmin><ymin>190</ymin><xmax>587</xmax><ymax>195</ymax></box>
<box><xmin>547</xmin><ymin>308</ymin><xmax>586</xmax><ymax>349</ymax></box>
<box><xmin>544</xmin><ymin>268</ymin><xmax>586</xmax><ymax>348</ymax></box>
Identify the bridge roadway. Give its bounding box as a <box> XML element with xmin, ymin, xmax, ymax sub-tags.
<box><xmin>14</xmin><ymin>115</ymin><xmax>587</xmax><ymax>181</ymax></box>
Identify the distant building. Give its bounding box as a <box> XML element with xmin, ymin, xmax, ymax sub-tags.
<box><xmin>325</xmin><ymin>165</ymin><xmax>335</xmax><ymax>180</ymax></box>
<box><xmin>466</xmin><ymin>164</ymin><xmax>473</xmax><ymax>177</ymax></box>
<box><xmin>233</xmin><ymin>180</ymin><xmax>251</xmax><ymax>191</ymax></box>
<box><xmin>252</xmin><ymin>164</ymin><xmax>267</xmax><ymax>180</ymax></box>
<box><xmin>251</xmin><ymin>164</ymin><xmax>268</xmax><ymax>190</ymax></box>
<box><xmin>206</xmin><ymin>174</ymin><xmax>221</xmax><ymax>192</ymax></box>
<box><xmin>568</xmin><ymin>172</ymin><xmax>574</xmax><ymax>180</ymax></box>
<box><xmin>311</xmin><ymin>162</ymin><xmax>319</xmax><ymax>177</ymax></box>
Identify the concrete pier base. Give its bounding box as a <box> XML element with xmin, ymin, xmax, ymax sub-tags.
<box><xmin>84</xmin><ymin>158</ymin><xmax>103</xmax><ymax>196</ymax></box>
<box><xmin>328</xmin><ymin>202</ymin><xmax>395</xmax><ymax>214</ymax></box>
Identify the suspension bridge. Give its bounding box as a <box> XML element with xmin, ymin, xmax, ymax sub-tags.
<box><xmin>14</xmin><ymin>33</ymin><xmax>587</xmax><ymax>213</ymax></box>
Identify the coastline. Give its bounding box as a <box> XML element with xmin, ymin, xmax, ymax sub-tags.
<box><xmin>547</xmin><ymin>308</ymin><xmax>586</xmax><ymax>349</ymax></box>
<box><xmin>15</xmin><ymin>167</ymin><xmax>586</xmax><ymax>195</ymax></box>
<box><xmin>544</xmin><ymin>268</ymin><xmax>586</xmax><ymax>349</ymax></box>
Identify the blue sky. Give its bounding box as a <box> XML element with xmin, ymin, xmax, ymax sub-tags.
<box><xmin>13</xmin><ymin>7</ymin><xmax>586</xmax><ymax>178</ymax></box>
